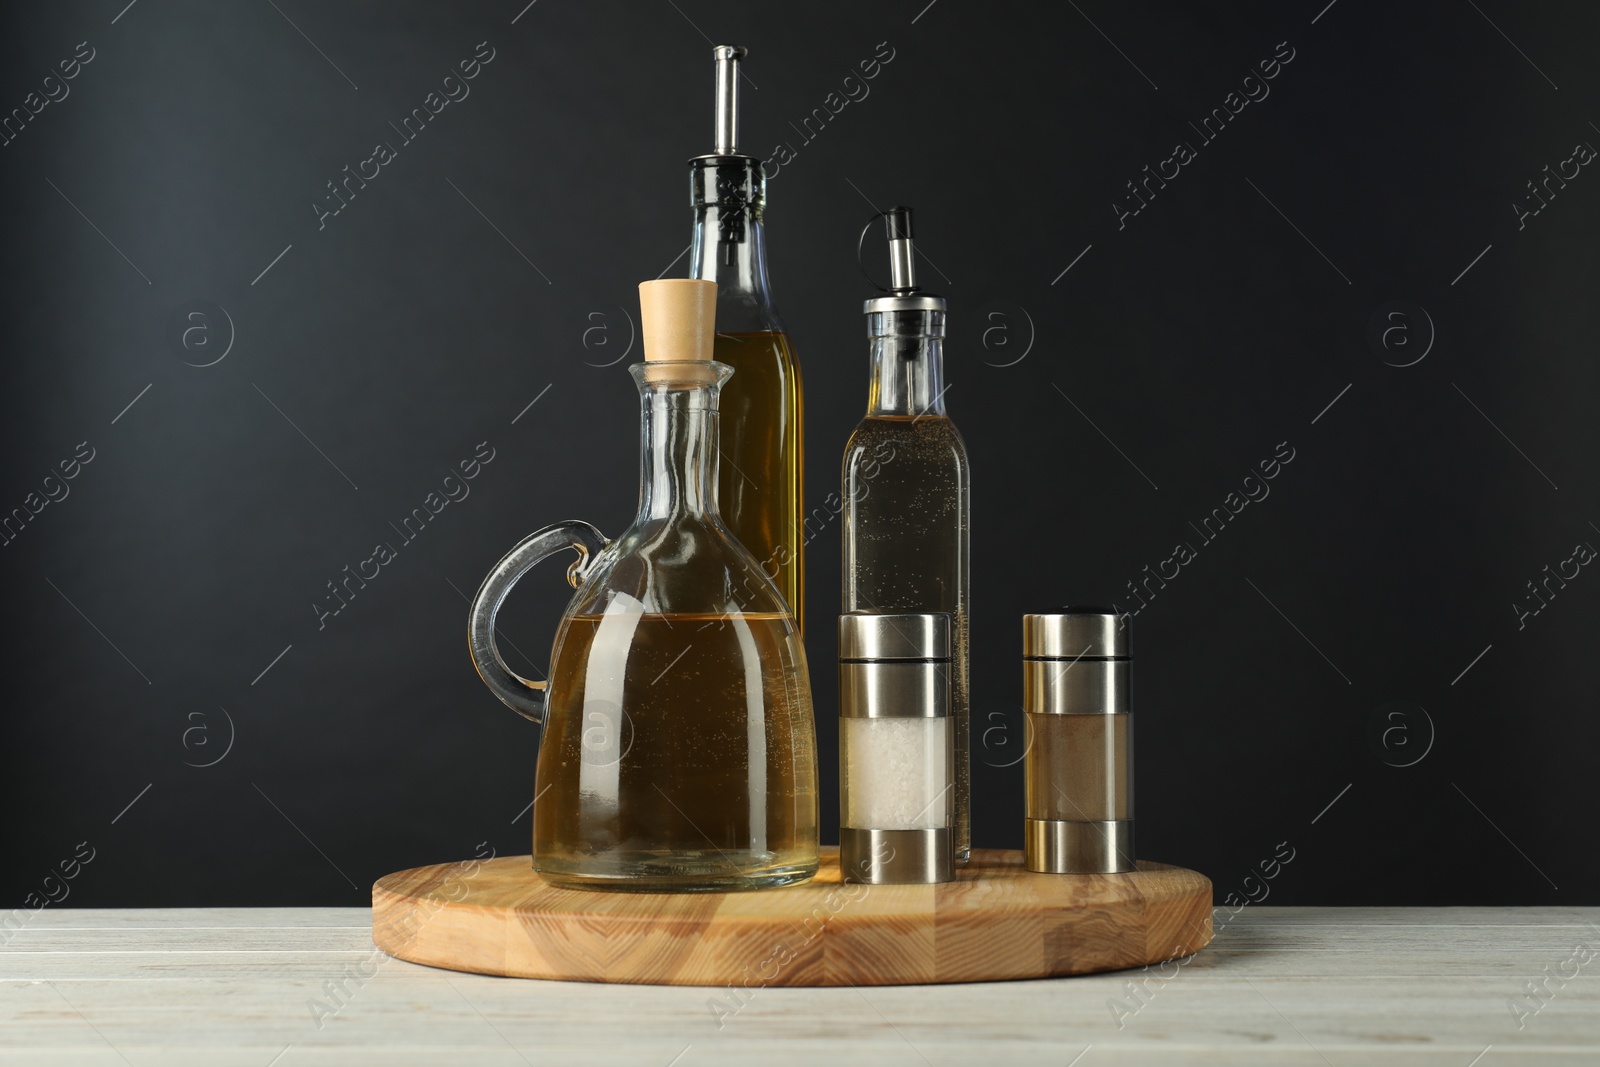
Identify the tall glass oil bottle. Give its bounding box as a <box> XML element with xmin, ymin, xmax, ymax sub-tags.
<box><xmin>687</xmin><ymin>45</ymin><xmax>805</xmax><ymax>633</ymax></box>
<box><xmin>841</xmin><ymin>207</ymin><xmax>971</xmax><ymax>864</ymax></box>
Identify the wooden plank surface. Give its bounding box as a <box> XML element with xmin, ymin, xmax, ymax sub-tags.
<box><xmin>2</xmin><ymin>906</ymin><xmax>1598</xmax><ymax>1065</ymax></box>
<box><xmin>371</xmin><ymin>849</ymin><xmax>1213</xmax><ymax>985</ymax></box>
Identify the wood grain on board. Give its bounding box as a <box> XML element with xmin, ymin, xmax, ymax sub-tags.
<box><xmin>371</xmin><ymin>848</ymin><xmax>1213</xmax><ymax>985</ymax></box>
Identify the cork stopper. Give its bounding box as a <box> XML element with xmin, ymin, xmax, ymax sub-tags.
<box><xmin>638</xmin><ymin>279</ymin><xmax>718</xmax><ymax>382</ymax></box>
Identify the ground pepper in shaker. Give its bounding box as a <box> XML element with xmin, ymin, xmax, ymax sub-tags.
<box><xmin>1024</xmin><ymin>610</ymin><xmax>1136</xmax><ymax>874</ymax></box>
<box><xmin>839</xmin><ymin>612</ymin><xmax>955</xmax><ymax>884</ymax></box>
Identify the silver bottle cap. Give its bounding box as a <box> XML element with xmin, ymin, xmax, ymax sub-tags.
<box><xmin>839</xmin><ymin>613</ymin><xmax>951</xmax><ymax>721</ymax></box>
<box><xmin>839</xmin><ymin>611</ymin><xmax>951</xmax><ymax>662</ymax></box>
<box><xmin>1024</xmin><ymin>610</ymin><xmax>1130</xmax><ymax>715</ymax></box>
<box><xmin>1023</xmin><ymin>609</ymin><xmax>1130</xmax><ymax>660</ymax></box>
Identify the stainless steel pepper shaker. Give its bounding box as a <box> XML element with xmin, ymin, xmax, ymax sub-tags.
<box><xmin>1023</xmin><ymin>610</ymin><xmax>1136</xmax><ymax>874</ymax></box>
<box><xmin>839</xmin><ymin>612</ymin><xmax>955</xmax><ymax>884</ymax></box>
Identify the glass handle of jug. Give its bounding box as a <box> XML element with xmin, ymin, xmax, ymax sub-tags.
<box><xmin>468</xmin><ymin>520</ymin><xmax>608</xmax><ymax>724</ymax></box>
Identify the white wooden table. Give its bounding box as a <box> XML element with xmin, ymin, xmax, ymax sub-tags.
<box><xmin>3</xmin><ymin>907</ymin><xmax>1597</xmax><ymax>1065</ymax></box>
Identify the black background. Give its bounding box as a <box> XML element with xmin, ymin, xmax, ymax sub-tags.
<box><xmin>3</xmin><ymin>0</ymin><xmax>1595</xmax><ymax>908</ymax></box>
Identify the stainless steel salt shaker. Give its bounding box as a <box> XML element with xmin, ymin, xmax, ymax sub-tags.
<box><xmin>839</xmin><ymin>612</ymin><xmax>955</xmax><ymax>884</ymax></box>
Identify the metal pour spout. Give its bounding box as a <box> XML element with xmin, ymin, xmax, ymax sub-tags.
<box><xmin>712</xmin><ymin>44</ymin><xmax>747</xmax><ymax>155</ymax></box>
<box><xmin>884</xmin><ymin>206</ymin><xmax>917</xmax><ymax>292</ymax></box>
<box><xmin>862</xmin><ymin>205</ymin><xmax>945</xmax><ymax>316</ymax></box>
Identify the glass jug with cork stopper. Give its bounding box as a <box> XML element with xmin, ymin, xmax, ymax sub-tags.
<box><xmin>468</xmin><ymin>279</ymin><xmax>819</xmax><ymax>892</ymax></box>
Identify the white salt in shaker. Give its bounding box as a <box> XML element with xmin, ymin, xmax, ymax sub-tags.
<box><xmin>838</xmin><ymin>612</ymin><xmax>955</xmax><ymax>884</ymax></box>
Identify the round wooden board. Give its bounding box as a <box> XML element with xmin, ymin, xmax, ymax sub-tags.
<box><xmin>372</xmin><ymin>848</ymin><xmax>1212</xmax><ymax>986</ymax></box>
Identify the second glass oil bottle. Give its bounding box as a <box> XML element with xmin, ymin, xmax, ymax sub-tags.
<box><xmin>841</xmin><ymin>207</ymin><xmax>972</xmax><ymax>864</ymax></box>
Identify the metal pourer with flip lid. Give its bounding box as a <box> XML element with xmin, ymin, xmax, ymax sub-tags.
<box><xmin>862</xmin><ymin>207</ymin><xmax>947</xmax><ymax>316</ymax></box>
<box><xmin>691</xmin><ymin>45</ymin><xmax>763</xmax><ymax>254</ymax></box>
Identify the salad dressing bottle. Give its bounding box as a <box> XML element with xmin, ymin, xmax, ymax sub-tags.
<box><xmin>841</xmin><ymin>207</ymin><xmax>972</xmax><ymax>864</ymax></box>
